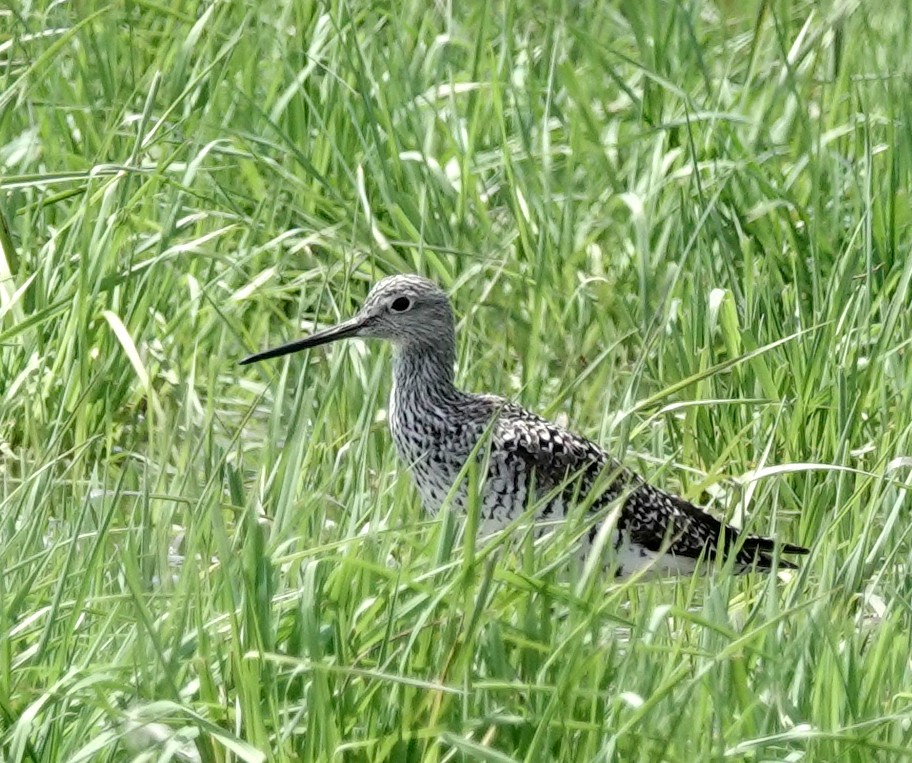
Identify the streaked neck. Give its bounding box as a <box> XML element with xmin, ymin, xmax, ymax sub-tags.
<box><xmin>391</xmin><ymin>340</ymin><xmax>458</xmax><ymax>403</ymax></box>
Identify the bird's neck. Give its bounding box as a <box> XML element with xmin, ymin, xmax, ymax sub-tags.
<box><xmin>391</xmin><ymin>340</ymin><xmax>459</xmax><ymax>405</ymax></box>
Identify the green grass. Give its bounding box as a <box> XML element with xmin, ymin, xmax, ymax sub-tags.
<box><xmin>2</xmin><ymin>0</ymin><xmax>912</xmax><ymax>760</ymax></box>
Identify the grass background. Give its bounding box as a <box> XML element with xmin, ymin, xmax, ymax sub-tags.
<box><xmin>2</xmin><ymin>0</ymin><xmax>912</xmax><ymax>760</ymax></box>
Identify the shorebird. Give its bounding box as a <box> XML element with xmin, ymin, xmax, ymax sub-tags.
<box><xmin>242</xmin><ymin>274</ymin><xmax>807</xmax><ymax>577</ymax></box>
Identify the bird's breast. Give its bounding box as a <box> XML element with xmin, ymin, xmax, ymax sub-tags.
<box><xmin>388</xmin><ymin>392</ymin><xmax>493</xmax><ymax>513</ymax></box>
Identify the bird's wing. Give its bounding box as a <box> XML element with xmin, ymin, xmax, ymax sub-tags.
<box><xmin>487</xmin><ymin>400</ymin><xmax>629</xmax><ymax>499</ymax></box>
<box><xmin>617</xmin><ymin>483</ymin><xmax>735</xmax><ymax>559</ymax></box>
<box><xmin>487</xmin><ymin>399</ymin><xmax>807</xmax><ymax>568</ymax></box>
<box><xmin>614</xmin><ymin>482</ymin><xmax>807</xmax><ymax>566</ymax></box>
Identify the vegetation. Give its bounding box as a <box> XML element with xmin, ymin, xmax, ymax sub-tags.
<box><xmin>2</xmin><ymin>0</ymin><xmax>911</xmax><ymax>760</ymax></box>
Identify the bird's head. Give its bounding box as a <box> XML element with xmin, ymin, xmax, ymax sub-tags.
<box><xmin>240</xmin><ymin>274</ymin><xmax>455</xmax><ymax>365</ymax></box>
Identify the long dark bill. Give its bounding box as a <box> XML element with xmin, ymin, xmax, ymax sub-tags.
<box><xmin>240</xmin><ymin>316</ymin><xmax>365</xmax><ymax>365</ymax></box>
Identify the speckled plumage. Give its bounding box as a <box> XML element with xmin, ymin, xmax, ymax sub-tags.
<box><xmin>243</xmin><ymin>274</ymin><xmax>808</xmax><ymax>577</ymax></box>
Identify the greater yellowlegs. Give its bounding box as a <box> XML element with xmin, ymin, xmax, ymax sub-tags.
<box><xmin>242</xmin><ymin>274</ymin><xmax>807</xmax><ymax>577</ymax></box>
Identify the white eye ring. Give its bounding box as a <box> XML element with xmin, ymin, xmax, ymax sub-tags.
<box><xmin>390</xmin><ymin>296</ymin><xmax>412</xmax><ymax>312</ymax></box>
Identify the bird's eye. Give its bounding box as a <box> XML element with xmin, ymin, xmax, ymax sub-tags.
<box><xmin>390</xmin><ymin>296</ymin><xmax>412</xmax><ymax>312</ymax></box>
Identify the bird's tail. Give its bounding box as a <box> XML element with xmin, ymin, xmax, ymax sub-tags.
<box><xmin>740</xmin><ymin>534</ymin><xmax>809</xmax><ymax>570</ymax></box>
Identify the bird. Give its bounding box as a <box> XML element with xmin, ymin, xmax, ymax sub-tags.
<box><xmin>241</xmin><ymin>274</ymin><xmax>808</xmax><ymax>578</ymax></box>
